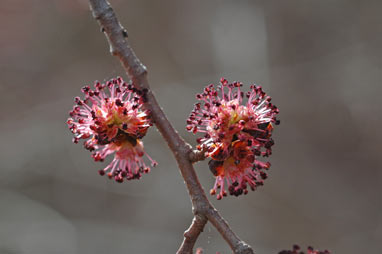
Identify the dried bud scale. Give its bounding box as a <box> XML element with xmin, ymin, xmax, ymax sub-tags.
<box><xmin>187</xmin><ymin>78</ymin><xmax>279</xmax><ymax>199</ymax></box>
<box><xmin>67</xmin><ymin>77</ymin><xmax>157</xmax><ymax>182</ymax></box>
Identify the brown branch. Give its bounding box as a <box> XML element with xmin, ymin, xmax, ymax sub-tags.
<box><xmin>88</xmin><ymin>1</ymin><xmax>255</xmax><ymax>253</ymax></box>
<box><xmin>177</xmin><ymin>215</ymin><xmax>208</xmax><ymax>254</ymax></box>
<box><xmin>207</xmin><ymin>209</ymin><xmax>254</xmax><ymax>254</ymax></box>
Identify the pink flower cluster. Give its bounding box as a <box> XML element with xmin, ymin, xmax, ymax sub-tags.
<box><xmin>67</xmin><ymin>77</ymin><xmax>157</xmax><ymax>182</ymax></box>
<box><xmin>187</xmin><ymin>78</ymin><xmax>279</xmax><ymax>199</ymax></box>
<box><xmin>279</xmin><ymin>245</ymin><xmax>330</xmax><ymax>254</ymax></box>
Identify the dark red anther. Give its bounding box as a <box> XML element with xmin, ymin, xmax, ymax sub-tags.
<box><xmin>82</xmin><ymin>86</ymin><xmax>90</xmax><ymax>93</ymax></box>
<box><xmin>75</xmin><ymin>97</ymin><xmax>83</xmax><ymax>105</ymax></box>
<box><xmin>265</xmin><ymin>139</ymin><xmax>274</xmax><ymax>149</ymax></box>
<box><xmin>94</xmin><ymin>81</ymin><xmax>101</xmax><ymax>89</ymax></box>
<box><xmin>220</xmin><ymin>78</ymin><xmax>228</xmax><ymax>85</ymax></box>
<box><xmin>256</xmin><ymin>181</ymin><xmax>264</xmax><ymax>186</ymax></box>
<box><xmin>115</xmin><ymin>98</ymin><xmax>123</xmax><ymax>107</ymax></box>
<box><xmin>115</xmin><ymin>176</ymin><xmax>124</xmax><ymax>183</ymax></box>
<box><xmin>260</xmin><ymin>172</ymin><xmax>267</xmax><ymax>180</ymax></box>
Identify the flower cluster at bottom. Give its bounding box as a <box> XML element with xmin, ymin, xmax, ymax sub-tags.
<box><xmin>187</xmin><ymin>78</ymin><xmax>279</xmax><ymax>199</ymax></box>
<box><xmin>279</xmin><ymin>245</ymin><xmax>330</xmax><ymax>254</ymax></box>
<box><xmin>67</xmin><ymin>77</ymin><xmax>157</xmax><ymax>182</ymax></box>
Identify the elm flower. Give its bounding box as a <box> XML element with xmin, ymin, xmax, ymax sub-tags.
<box><xmin>67</xmin><ymin>77</ymin><xmax>157</xmax><ymax>182</ymax></box>
<box><xmin>279</xmin><ymin>244</ymin><xmax>330</xmax><ymax>254</ymax></box>
<box><xmin>187</xmin><ymin>78</ymin><xmax>279</xmax><ymax>199</ymax></box>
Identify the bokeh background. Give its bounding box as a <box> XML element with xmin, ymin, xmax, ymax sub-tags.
<box><xmin>1</xmin><ymin>0</ymin><xmax>381</xmax><ymax>253</ymax></box>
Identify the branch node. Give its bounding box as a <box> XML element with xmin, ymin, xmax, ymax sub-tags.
<box><xmin>189</xmin><ymin>148</ymin><xmax>207</xmax><ymax>163</ymax></box>
<box><xmin>110</xmin><ymin>47</ymin><xmax>118</xmax><ymax>56</ymax></box>
<box><xmin>234</xmin><ymin>241</ymin><xmax>255</xmax><ymax>254</ymax></box>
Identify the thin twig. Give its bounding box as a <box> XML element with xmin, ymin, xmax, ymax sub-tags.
<box><xmin>88</xmin><ymin>1</ymin><xmax>255</xmax><ymax>253</ymax></box>
<box><xmin>207</xmin><ymin>209</ymin><xmax>254</xmax><ymax>254</ymax></box>
<box><xmin>177</xmin><ymin>215</ymin><xmax>208</xmax><ymax>254</ymax></box>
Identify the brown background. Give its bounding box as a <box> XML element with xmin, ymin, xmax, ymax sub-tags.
<box><xmin>0</xmin><ymin>0</ymin><xmax>381</xmax><ymax>253</ymax></box>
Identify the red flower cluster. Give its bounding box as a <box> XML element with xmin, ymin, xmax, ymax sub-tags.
<box><xmin>187</xmin><ymin>78</ymin><xmax>279</xmax><ymax>199</ymax></box>
<box><xmin>67</xmin><ymin>77</ymin><xmax>157</xmax><ymax>182</ymax></box>
<box><xmin>279</xmin><ymin>245</ymin><xmax>330</xmax><ymax>254</ymax></box>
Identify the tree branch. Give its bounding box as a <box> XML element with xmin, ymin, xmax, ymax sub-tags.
<box><xmin>207</xmin><ymin>209</ymin><xmax>254</xmax><ymax>254</ymax></box>
<box><xmin>88</xmin><ymin>1</ymin><xmax>255</xmax><ymax>253</ymax></box>
<box><xmin>177</xmin><ymin>215</ymin><xmax>208</xmax><ymax>254</ymax></box>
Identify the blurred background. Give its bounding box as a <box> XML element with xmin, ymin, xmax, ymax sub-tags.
<box><xmin>0</xmin><ymin>0</ymin><xmax>381</xmax><ymax>253</ymax></box>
